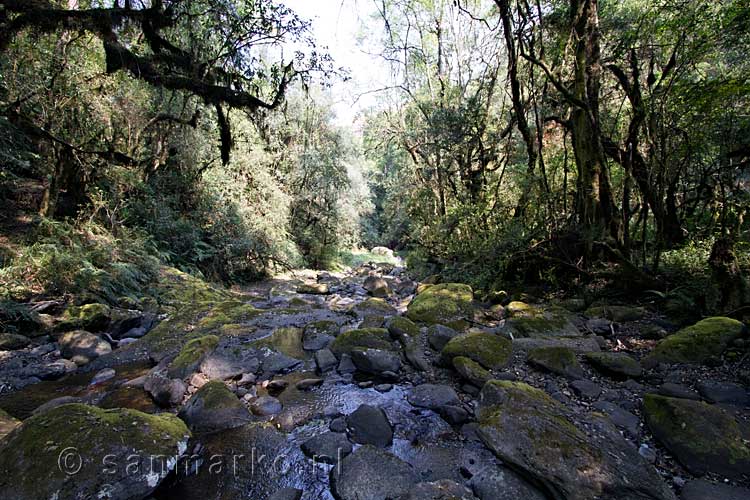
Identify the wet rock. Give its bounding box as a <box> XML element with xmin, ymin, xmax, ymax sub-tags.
<box><xmin>527</xmin><ymin>346</ymin><xmax>583</xmax><ymax>379</ymax></box>
<box><xmin>314</xmin><ymin>348</ymin><xmax>337</xmax><ymax>373</ymax></box>
<box><xmin>658</xmin><ymin>383</ymin><xmax>700</xmax><ymax>400</ymax></box>
<box><xmin>478</xmin><ymin>380</ymin><xmax>676</xmax><ymax>500</ymax></box>
<box><xmin>570</xmin><ymin>379</ymin><xmax>601</xmax><ymax>399</ymax></box>
<box><xmin>408</xmin><ymin>384</ymin><xmax>460</xmax><ymax>410</ymax></box>
<box><xmin>58</xmin><ymin>330</ymin><xmax>112</xmax><ymax>365</ymax></box>
<box><xmin>407</xmin><ymin>283</ymin><xmax>474</xmax><ymax>330</ymax></box>
<box><xmin>364</xmin><ymin>276</ymin><xmax>391</xmax><ymax>297</ymax></box>
<box><xmin>584</xmin><ymin>305</ymin><xmax>646</xmax><ymax>322</ymax></box>
<box><xmin>295</xmin><ymin>378</ymin><xmax>323</xmax><ymax>390</ymax></box>
<box><xmin>346</xmin><ymin>404</ymin><xmax>393</xmax><ymax>447</ymax></box>
<box><xmin>338</xmin><ymin>353</ymin><xmax>356</xmax><ymax>373</ymax></box>
<box><xmin>330</xmin><ymin>328</ymin><xmax>395</xmax><ymax>356</ymax></box>
<box><xmin>250</xmin><ymin>395</ymin><xmax>282</xmax><ymax>416</ymax></box>
<box><xmin>300</xmin><ymin>431</ymin><xmax>353</xmax><ymax>464</ymax></box>
<box><xmin>406</xmin><ymin>480</ymin><xmax>477</xmax><ymax>499</ymax></box>
<box><xmin>330</xmin><ymin>445</ymin><xmax>417</xmax><ymax>500</ymax></box>
<box><xmin>178</xmin><ymin>380</ymin><xmax>252</xmax><ymax>434</ymax></box>
<box><xmin>453</xmin><ymin>356</ymin><xmax>492</xmax><ymax>387</ymax></box>
<box><xmin>680</xmin><ymin>480</ymin><xmax>750</xmax><ymax>500</ymax></box>
<box><xmin>90</xmin><ymin>367</ymin><xmax>116</xmax><ymax>385</ymax></box>
<box><xmin>643</xmin><ymin>394</ymin><xmax>750</xmax><ymax>479</ymax></box>
<box><xmin>199</xmin><ymin>353</ymin><xmax>252</xmax><ymax>380</ymax></box>
<box><xmin>428</xmin><ymin>324</ymin><xmax>459</xmax><ymax>351</ymax></box>
<box><xmin>259</xmin><ymin>350</ymin><xmax>302</xmax><ymax>375</ymax></box>
<box><xmin>144</xmin><ymin>374</ymin><xmax>186</xmax><ymax>407</ymax></box>
<box><xmin>469</xmin><ymin>466</ymin><xmax>547</xmax><ymax>500</ymax></box>
<box><xmin>441</xmin><ymin>332</ymin><xmax>511</xmax><ymax>370</ymax></box>
<box><xmin>297</xmin><ymin>283</ymin><xmax>329</xmax><ymax>294</ymax></box>
<box><xmin>0</xmin><ymin>333</ymin><xmax>30</xmax><ymax>350</ymax></box>
<box><xmin>351</xmin><ymin>348</ymin><xmax>401</xmax><ymax>374</ymax></box>
<box><xmin>0</xmin><ymin>403</ymin><xmax>189</xmax><ymax>500</ymax></box>
<box><xmin>302</xmin><ymin>321</ymin><xmax>337</xmax><ymax>351</ymax></box>
<box><xmin>0</xmin><ymin>408</ymin><xmax>20</xmax><ymax>441</ymax></box>
<box><xmin>644</xmin><ymin>317</ymin><xmax>745</xmax><ymax>366</ymax></box>
<box><xmin>585</xmin><ymin>352</ymin><xmax>643</xmax><ymax>378</ymax></box>
<box><xmin>268</xmin><ymin>487</ymin><xmax>303</xmax><ymax>500</ymax></box>
<box><xmin>167</xmin><ymin>335</ymin><xmax>220</xmax><ymax>380</ymax></box>
<box><xmin>696</xmin><ymin>381</ymin><xmax>749</xmax><ymax>405</ymax></box>
<box><xmin>330</xmin><ymin>416</ymin><xmax>347</xmax><ymax>433</ymax></box>
<box><xmin>592</xmin><ymin>401</ymin><xmax>639</xmax><ymax>436</ymax></box>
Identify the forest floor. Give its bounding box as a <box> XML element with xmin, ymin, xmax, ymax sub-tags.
<box><xmin>0</xmin><ymin>260</ymin><xmax>748</xmax><ymax>499</ymax></box>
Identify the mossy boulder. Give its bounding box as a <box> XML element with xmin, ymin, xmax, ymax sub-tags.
<box><xmin>477</xmin><ymin>381</ymin><xmax>676</xmax><ymax>500</ymax></box>
<box><xmin>0</xmin><ymin>408</ymin><xmax>20</xmax><ymax>442</ymax></box>
<box><xmin>643</xmin><ymin>394</ymin><xmax>750</xmax><ymax>479</ymax></box>
<box><xmin>178</xmin><ymin>381</ymin><xmax>252</xmax><ymax>434</ymax></box>
<box><xmin>387</xmin><ymin>316</ymin><xmax>420</xmax><ymax>339</ymax></box>
<box><xmin>0</xmin><ymin>403</ymin><xmax>190</xmax><ymax>500</ymax></box>
<box><xmin>406</xmin><ymin>283</ymin><xmax>474</xmax><ymax>330</ymax></box>
<box><xmin>643</xmin><ymin>317</ymin><xmax>745</xmax><ymax>366</ymax></box>
<box><xmin>330</xmin><ymin>328</ymin><xmax>395</xmax><ymax>356</ymax></box>
<box><xmin>0</xmin><ymin>333</ymin><xmax>30</xmax><ymax>350</ymax></box>
<box><xmin>504</xmin><ymin>302</ymin><xmax>580</xmax><ymax>338</ymax></box>
<box><xmin>58</xmin><ymin>303</ymin><xmax>111</xmax><ymax>332</ymax></box>
<box><xmin>58</xmin><ymin>330</ymin><xmax>112</xmax><ymax>365</ymax></box>
<box><xmin>584</xmin><ymin>305</ymin><xmax>646</xmax><ymax>322</ymax></box>
<box><xmin>585</xmin><ymin>352</ymin><xmax>642</xmax><ymax>378</ymax></box>
<box><xmin>453</xmin><ymin>356</ymin><xmax>492</xmax><ymax>386</ymax></box>
<box><xmin>297</xmin><ymin>283</ymin><xmax>329</xmax><ymax>295</ymax></box>
<box><xmin>353</xmin><ymin>297</ymin><xmax>397</xmax><ymax>316</ymax></box>
<box><xmin>441</xmin><ymin>332</ymin><xmax>511</xmax><ymax>370</ymax></box>
<box><xmin>168</xmin><ymin>334</ymin><xmax>219</xmax><ymax>379</ymax></box>
<box><xmin>527</xmin><ymin>347</ymin><xmax>583</xmax><ymax>379</ymax></box>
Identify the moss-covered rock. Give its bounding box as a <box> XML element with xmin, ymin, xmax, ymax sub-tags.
<box><xmin>644</xmin><ymin>317</ymin><xmax>745</xmax><ymax>366</ymax></box>
<box><xmin>58</xmin><ymin>330</ymin><xmax>112</xmax><ymax>365</ymax></box>
<box><xmin>0</xmin><ymin>408</ymin><xmax>20</xmax><ymax>442</ymax></box>
<box><xmin>527</xmin><ymin>347</ymin><xmax>583</xmax><ymax>379</ymax></box>
<box><xmin>0</xmin><ymin>333</ymin><xmax>30</xmax><ymax>350</ymax></box>
<box><xmin>251</xmin><ymin>327</ymin><xmax>306</xmax><ymax>360</ymax></box>
<box><xmin>58</xmin><ymin>303</ymin><xmax>111</xmax><ymax>332</ymax></box>
<box><xmin>504</xmin><ymin>302</ymin><xmax>580</xmax><ymax>338</ymax></box>
<box><xmin>452</xmin><ymin>356</ymin><xmax>492</xmax><ymax>386</ymax></box>
<box><xmin>0</xmin><ymin>403</ymin><xmax>190</xmax><ymax>500</ymax></box>
<box><xmin>441</xmin><ymin>332</ymin><xmax>511</xmax><ymax>370</ymax></box>
<box><xmin>168</xmin><ymin>334</ymin><xmax>219</xmax><ymax>379</ymax></box>
<box><xmin>643</xmin><ymin>394</ymin><xmax>750</xmax><ymax>479</ymax></box>
<box><xmin>353</xmin><ymin>297</ymin><xmax>397</xmax><ymax>316</ymax></box>
<box><xmin>387</xmin><ymin>316</ymin><xmax>420</xmax><ymax>339</ymax></box>
<box><xmin>585</xmin><ymin>352</ymin><xmax>642</xmax><ymax>378</ymax></box>
<box><xmin>330</xmin><ymin>328</ymin><xmax>395</xmax><ymax>356</ymax></box>
<box><xmin>477</xmin><ymin>381</ymin><xmax>676</xmax><ymax>500</ymax></box>
<box><xmin>178</xmin><ymin>381</ymin><xmax>252</xmax><ymax>434</ymax></box>
<box><xmin>297</xmin><ymin>283</ymin><xmax>329</xmax><ymax>294</ymax></box>
<box><xmin>406</xmin><ymin>283</ymin><xmax>474</xmax><ymax>330</ymax></box>
<box><xmin>584</xmin><ymin>305</ymin><xmax>646</xmax><ymax>322</ymax></box>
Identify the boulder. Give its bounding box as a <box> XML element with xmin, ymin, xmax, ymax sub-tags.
<box><xmin>406</xmin><ymin>480</ymin><xmax>477</xmax><ymax>500</ymax></box>
<box><xmin>346</xmin><ymin>404</ymin><xmax>393</xmax><ymax>447</ymax></box>
<box><xmin>330</xmin><ymin>445</ymin><xmax>417</xmax><ymax>500</ymax></box>
<box><xmin>407</xmin><ymin>384</ymin><xmax>460</xmax><ymax>410</ymax></box>
<box><xmin>314</xmin><ymin>348</ymin><xmax>338</xmax><ymax>373</ymax></box>
<box><xmin>353</xmin><ymin>298</ymin><xmax>397</xmax><ymax>316</ymax></box>
<box><xmin>591</xmin><ymin>401</ymin><xmax>640</xmax><ymax>436</ymax></box>
<box><xmin>58</xmin><ymin>330</ymin><xmax>112</xmax><ymax>365</ymax></box>
<box><xmin>144</xmin><ymin>374</ymin><xmax>186</xmax><ymax>407</ymax></box>
<box><xmin>371</xmin><ymin>246</ymin><xmax>394</xmax><ymax>257</ymax></box>
<box><xmin>441</xmin><ymin>332</ymin><xmax>511</xmax><ymax>370</ymax></box>
<box><xmin>58</xmin><ymin>303</ymin><xmax>111</xmax><ymax>332</ymax></box>
<box><xmin>0</xmin><ymin>408</ymin><xmax>20</xmax><ymax>442</ymax></box>
<box><xmin>167</xmin><ymin>335</ymin><xmax>219</xmax><ymax>379</ymax></box>
<box><xmin>330</xmin><ymin>328</ymin><xmax>395</xmax><ymax>356</ymax></box>
<box><xmin>302</xmin><ymin>320</ymin><xmax>338</xmax><ymax>351</ymax></box>
<box><xmin>0</xmin><ymin>403</ymin><xmax>189</xmax><ymax>500</ymax></box>
<box><xmin>478</xmin><ymin>380</ymin><xmax>676</xmax><ymax>500</ymax></box>
<box><xmin>584</xmin><ymin>352</ymin><xmax>643</xmax><ymax>378</ymax></box>
<box><xmin>428</xmin><ymin>324</ymin><xmax>459</xmax><ymax>351</ymax></box>
<box><xmin>453</xmin><ymin>356</ymin><xmax>492</xmax><ymax>387</ymax></box>
<box><xmin>658</xmin><ymin>383</ymin><xmax>700</xmax><ymax>400</ymax></box>
<box><xmin>512</xmin><ymin>336</ymin><xmax>601</xmax><ymax>354</ymax></box>
<box><xmin>643</xmin><ymin>394</ymin><xmax>750</xmax><ymax>479</ymax></box>
<box><xmin>696</xmin><ymin>381</ymin><xmax>749</xmax><ymax>405</ymax></box>
<box><xmin>178</xmin><ymin>380</ymin><xmax>252</xmax><ymax>434</ymax></box>
<box><xmin>363</xmin><ymin>276</ymin><xmax>391</xmax><ymax>297</ymax></box>
<box><xmin>527</xmin><ymin>346</ymin><xmax>583</xmax><ymax>379</ymax></box>
<box><xmin>570</xmin><ymin>379</ymin><xmax>601</xmax><ymax>399</ymax></box>
<box><xmin>504</xmin><ymin>301</ymin><xmax>580</xmax><ymax>338</ymax></box>
<box><xmin>351</xmin><ymin>348</ymin><xmax>401</xmax><ymax>374</ymax></box>
<box><xmin>406</xmin><ymin>283</ymin><xmax>474</xmax><ymax>330</ymax></box>
<box><xmin>250</xmin><ymin>395</ymin><xmax>282</xmax><ymax>416</ymax></box>
<box><xmin>199</xmin><ymin>353</ymin><xmax>249</xmax><ymax>380</ymax></box>
<box><xmin>300</xmin><ymin>431</ymin><xmax>353</xmax><ymax>464</ymax></box>
<box><xmin>0</xmin><ymin>333</ymin><xmax>30</xmax><ymax>351</ymax></box>
<box><xmin>297</xmin><ymin>283</ymin><xmax>329</xmax><ymax>295</ymax></box>
<box><xmin>387</xmin><ymin>316</ymin><xmax>420</xmax><ymax>339</ymax></box>
<box><xmin>469</xmin><ymin>466</ymin><xmax>547</xmax><ymax>500</ymax></box>
<box><xmin>644</xmin><ymin>317</ymin><xmax>745</xmax><ymax>366</ymax></box>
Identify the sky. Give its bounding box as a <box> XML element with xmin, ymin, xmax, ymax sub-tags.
<box><xmin>279</xmin><ymin>0</ymin><xmax>390</xmax><ymax>126</ymax></box>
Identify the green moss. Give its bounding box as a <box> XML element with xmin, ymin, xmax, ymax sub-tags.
<box><xmin>305</xmin><ymin>320</ymin><xmax>340</xmax><ymax>336</ymax></box>
<box><xmin>168</xmin><ymin>334</ymin><xmax>219</xmax><ymax>378</ymax></box>
<box><xmin>58</xmin><ymin>302</ymin><xmax>111</xmax><ymax>331</ymax></box>
<box><xmin>330</xmin><ymin>328</ymin><xmax>394</xmax><ymax>356</ymax></box>
<box><xmin>645</xmin><ymin>317</ymin><xmax>745</xmax><ymax>366</ymax></box>
<box><xmin>584</xmin><ymin>305</ymin><xmax>646</xmax><ymax>322</ymax></box>
<box><xmin>504</xmin><ymin>302</ymin><xmax>578</xmax><ymax>338</ymax></box>
<box><xmin>406</xmin><ymin>283</ymin><xmax>474</xmax><ymax>330</ymax></box>
<box><xmin>585</xmin><ymin>352</ymin><xmax>642</xmax><ymax>378</ymax></box>
<box><xmin>251</xmin><ymin>327</ymin><xmax>305</xmax><ymax>359</ymax></box>
<box><xmin>387</xmin><ymin>316</ymin><xmax>420</xmax><ymax>338</ymax></box>
<box><xmin>527</xmin><ymin>347</ymin><xmax>583</xmax><ymax>378</ymax></box>
<box><xmin>643</xmin><ymin>394</ymin><xmax>750</xmax><ymax>476</ymax></box>
<box><xmin>197</xmin><ymin>300</ymin><xmax>261</xmax><ymax>330</ymax></box>
<box><xmin>452</xmin><ymin>356</ymin><xmax>492</xmax><ymax>386</ymax></box>
<box><xmin>441</xmin><ymin>332</ymin><xmax>511</xmax><ymax>370</ymax></box>
<box><xmin>354</xmin><ymin>297</ymin><xmax>397</xmax><ymax>315</ymax></box>
<box><xmin>194</xmin><ymin>381</ymin><xmax>237</xmax><ymax>409</ymax></box>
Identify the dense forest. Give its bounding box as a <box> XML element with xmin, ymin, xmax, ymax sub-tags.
<box><xmin>0</xmin><ymin>1</ymin><xmax>749</xmax><ymax>499</ymax></box>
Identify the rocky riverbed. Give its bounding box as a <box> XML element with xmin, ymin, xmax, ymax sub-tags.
<box><xmin>0</xmin><ymin>262</ymin><xmax>748</xmax><ymax>500</ymax></box>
